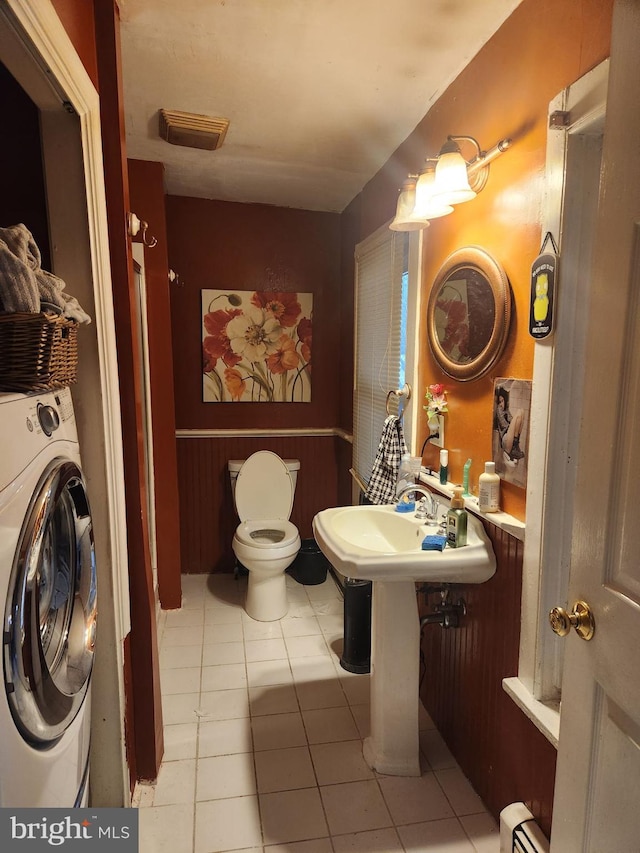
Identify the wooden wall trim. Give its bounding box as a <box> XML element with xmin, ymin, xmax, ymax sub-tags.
<box><xmin>177</xmin><ymin>427</ymin><xmax>353</xmax><ymax>441</ymax></box>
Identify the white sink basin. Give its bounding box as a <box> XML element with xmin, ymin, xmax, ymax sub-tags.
<box><xmin>312</xmin><ymin>502</ymin><xmax>496</xmax><ymax>583</ymax></box>
<box><xmin>312</xmin><ymin>498</ymin><xmax>497</xmax><ymax>778</ymax></box>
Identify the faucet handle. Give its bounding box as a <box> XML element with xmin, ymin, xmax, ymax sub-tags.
<box><xmin>414</xmin><ymin>497</ymin><xmax>429</xmax><ymax>520</ymax></box>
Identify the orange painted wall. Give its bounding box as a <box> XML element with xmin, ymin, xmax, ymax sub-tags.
<box><xmin>345</xmin><ymin>0</ymin><xmax>613</xmax><ymax>519</ymax></box>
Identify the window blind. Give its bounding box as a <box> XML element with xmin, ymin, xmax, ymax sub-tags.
<box><xmin>353</xmin><ymin>226</ymin><xmax>408</xmax><ymax>488</ymax></box>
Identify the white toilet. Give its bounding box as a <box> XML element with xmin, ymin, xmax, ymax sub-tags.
<box><xmin>229</xmin><ymin>452</ymin><xmax>301</xmax><ymax>621</ymax></box>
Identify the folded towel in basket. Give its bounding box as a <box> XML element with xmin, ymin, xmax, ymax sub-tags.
<box><xmin>0</xmin><ymin>223</ymin><xmax>91</xmax><ymax>323</ymax></box>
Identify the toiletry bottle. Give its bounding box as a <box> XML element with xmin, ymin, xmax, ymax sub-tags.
<box><xmin>446</xmin><ymin>487</ymin><xmax>468</xmax><ymax>548</ymax></box>
<box><xmin>396</xmin><ymin>453</ymin><xmax>413</xmax><ymax>497</ymax></box>
<box><xmin>439</xmin><ymin>449</ymin><xmax>449</xmax><ymax>486</ymax></box>
<box><xmin>462</xmin><ymin>458</ymin><xmax>472</xmax><ymax>496</ymax></box>
<box><xmin>478</xmin><ymin>461</ymin><xmax>500</xmax><ymax>512</ymax></box>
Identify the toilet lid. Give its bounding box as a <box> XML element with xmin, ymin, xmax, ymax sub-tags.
<box><xmin>235</xmin><ymin>451</ymin><xmax>294</xmax><ymax>521</ymax></box>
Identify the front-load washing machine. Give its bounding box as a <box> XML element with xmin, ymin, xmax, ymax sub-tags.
<box><xmin>0</xmin><ymin>387</ymin><xmax>96</xmax><ymax>807</ymax></box>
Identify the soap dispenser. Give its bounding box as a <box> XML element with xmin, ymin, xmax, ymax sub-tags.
<box><xmin>446</xmin><ymin>487</ymin><xmax>468</xmax><ymax>548</ymax></box>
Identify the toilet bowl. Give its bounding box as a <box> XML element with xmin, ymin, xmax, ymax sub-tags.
<box><xmin>229</xmin><ymin>452</ymin><xmax>301</xmax><ymax>621</ymax></box>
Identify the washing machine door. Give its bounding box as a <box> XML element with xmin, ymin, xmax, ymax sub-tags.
<box><xmin>3</xmin><ymin>458</ymin><xmax>97</xmax><ymax>744</ymax></box>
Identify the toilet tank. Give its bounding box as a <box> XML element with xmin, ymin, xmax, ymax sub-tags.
<box><xmin>228</xmin><ymin>458</ymin><xmax>300</xmax><ymax>508</ymax></box>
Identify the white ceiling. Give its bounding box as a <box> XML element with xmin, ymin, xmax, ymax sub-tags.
<box><xmin>119</xmin><ymin>0</ymin><xmax>522</xmax><ymax>213</ymax></box>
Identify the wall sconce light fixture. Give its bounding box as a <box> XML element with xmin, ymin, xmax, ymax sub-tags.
<box><xmin>389</xmin><ymin>135</ymin><xmax>512</xmax><ymax>231</ymax></box>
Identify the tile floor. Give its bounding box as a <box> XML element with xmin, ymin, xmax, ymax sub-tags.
<box><xmin>134</xmin><ymin>572</ymin><xmax>500</xmax><ymax>853</ymax></box>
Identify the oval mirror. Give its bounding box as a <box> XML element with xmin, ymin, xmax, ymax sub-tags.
<box><xmin>426</xmin><ymin>247</ymin><xmax>511</xmax><ymax>381</ymax></box>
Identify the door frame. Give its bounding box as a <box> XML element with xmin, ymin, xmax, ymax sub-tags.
<box><xmin>507</xmin><ymin>60</ymin><xmax>608</xmax><ymax>743</ymax></box>
<box><xmin>0</xmin><ymin>0</ymin><xmax>130</xmax><ymax>804</ymax></box>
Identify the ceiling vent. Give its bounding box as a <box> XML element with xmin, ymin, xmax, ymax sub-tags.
<box><xmin>159</xmin><ymin>109</ymin><xmax>229</xmax><ymax>151</ymax></box>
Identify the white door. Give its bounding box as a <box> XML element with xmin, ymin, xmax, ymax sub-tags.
<box><xmin>551</xmin><ymin>2</ymin><xmax>640</xmax><ymax>850</ymax></box>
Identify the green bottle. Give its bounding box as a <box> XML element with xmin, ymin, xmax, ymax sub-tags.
<box><xmin>446</xmin><ymin>487</ymin><xmax>468</xmax><ymax>548</ymax></box>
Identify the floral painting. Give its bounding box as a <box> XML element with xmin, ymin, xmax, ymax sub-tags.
<box><xmin>202</xmin><ymin>289</ymin><xmax>312</xmax><ymax>402</ymax></box>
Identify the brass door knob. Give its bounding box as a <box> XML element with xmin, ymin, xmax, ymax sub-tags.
<box><xmin>549</xmin><ymin>600</ymin><xmax>595</xmax><ymax>641</ymax></box>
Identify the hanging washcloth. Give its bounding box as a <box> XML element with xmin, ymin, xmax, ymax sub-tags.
<box><xmin>364</xmin><ymin>414</ymin><xmax>408</xmax><ymax>505</ymax></box>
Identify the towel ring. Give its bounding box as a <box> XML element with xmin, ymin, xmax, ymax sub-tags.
<box><xmin>386</xmin><ymin>383</ymin><xmax>412</xmax><ymax>418</ymax></box>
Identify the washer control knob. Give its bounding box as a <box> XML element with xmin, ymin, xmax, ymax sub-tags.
<box><xmin>37</xmin><ymin>403</ymin><xmax>60</xmax><ymax>436</ymax></box>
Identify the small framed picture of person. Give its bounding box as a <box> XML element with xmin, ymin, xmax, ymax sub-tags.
<box><xmin>492</xmin><ymin>378</ymin><xmax>532</xmax><ymax>488</ymax></box>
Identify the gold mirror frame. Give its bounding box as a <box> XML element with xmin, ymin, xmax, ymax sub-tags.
<box><xmin>426</xmin><ymin>246</ymin><xmax>511</xmax><ymax>382</ymax></box>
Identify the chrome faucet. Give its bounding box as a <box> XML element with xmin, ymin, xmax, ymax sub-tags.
<box><xmin>395</xmin><ymin>484</ymin><xmax>440</xmax><ymax>523</ymax></box>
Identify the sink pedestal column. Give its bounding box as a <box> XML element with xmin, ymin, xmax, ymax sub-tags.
<box><xmin>363</xmin><ymin>580</ymin><xmax>421</xmax><ymax>776</ymax></box>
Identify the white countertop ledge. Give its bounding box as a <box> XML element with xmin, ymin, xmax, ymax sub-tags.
<box><xmin>418</xmin><ymin>470</ymin><xmax>526</xmax><ymax>542</ymax></box>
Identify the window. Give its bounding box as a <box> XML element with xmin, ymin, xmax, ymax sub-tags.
<box><xmin>352</xmin><ymin>224</ymin><xmax>410</xmax><ymax>491</ymax></box>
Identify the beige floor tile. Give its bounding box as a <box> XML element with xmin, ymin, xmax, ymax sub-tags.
<box><xmin>280</xmin><ymin>616</ymin><xmax>322</xmax><ymax>638</ymax></box>
<box><xmin>161</xmin><ymin>625</ymin><xmax>205</xmax><ymax>647</ymax></box>
<box><xmin>332</xmin><ymin>827</ymin><xmax>404</xmax><ymax>853</ymax></box>
<box><xmin>196</xmin><ymin>753</ymin><xmax>256</xmax><ymax>801</ymax></box>
<box><xmin>320</xmin><ymin>780</ymin><xmax>392</xmax><ymax>835</ymax></box>
<box><xmin>197</xmin><ymin>688</ymin><xmax>250</xmax><ymax>722</ymax></box>
<box><xmin>397</xmin><ymin>817</ymin><xmax>475</xmax><ymax>852</ymax></box>
<box><xmin>245</xmin><ymin>638</ymin><xmax>288</xmax><ymax>662</ymax></box>
<box><xmin>242</xmin><ymin>619</ymin><xmax>284</xmax><ymax>641</ymax></box>
<box><xmin>249</xmin><ymin>684</ymin><xmax>299</xmax><ymax>717</ymax></box>
<box><xmin>195</xmin><ymin>796</ymin><xmax>262</xmax><ymax>853</ymax></box>
<box><xmin>339</xmin><ymin>676</ymin><xmax>371</xmax><ymax>706</ymax></box>
<box><xmin>378</xmin><ymin>772</ymin><xmax>455</xmax><ymax>825</ymax></box>
<box><xmin>284</xmin><ymin>634</ymin><xmax>331</xmax><ymax>659</ymax></box>
<box><xmin>204</xmin><ymin>622</ymin><xmax>244</xmax><ymax>644</ymax></box>
<box><xmin>165</xmin><ymin>608</ymin><xmax>205</xmax><ymax>629</ymax></box>
<box><xmin>435</xmin><ymin>767</ymin><xmax>486</xmax><ymax>816</ymax></box>
<box><xmin>246</xmin><ymin>659</ymin><xmax>293</xmax><ymax>688</ymax></box>
<box><xmin>252</xmin><ymin>712</ymin><xmax>307</xmax><ymax>751</ymax></box>
<box><xmin>349</xmin><ymin>704</ymin><xmax>370</xmax><ymax>739</ymax></box>
<box><xmin>139</xmin><ymin>803</ymin><xmax>194</xmax><ymax>853</ymax></box>
<box><xmin>283</xmin><ymin>602</ymin><xmax>316</xmax><ymax>619</ymax></box>
<box><xmin>289</xmin><ymin>655</ymin><xmax>337</xmax><ymax>684</ymax></box>
<box><xmin>316</xmin><ymin>614</ymin><xmax>345</xmax><ymax>636</ymax></box>
<box><xmin>459</xmin><ymin>813</ymin><xmax>500</xmax><ymax>853</ymax></box>
<box><xmin>202</xmin><ymin>641</ymin><xmax>245</xmax><ymax>667</ymax></box>
<box><xmin>153</xmin><ymin>759</ymin><xmax>196</xmax><ymax>807</ymax></box>
<box><xmin>162</xmin><ymin>692</ymin><xmax>201</xmax><ymax>726</ymax></box>
<box><xmin>201</xmin><ymin>663</ymin><xmax>247</xmax><ymax>692</ymax></box>
<box><xmin>160</xmin><ymin>667</ymin><xmax>201</xmax><ymax>696</ymax></box>
<box><xmin>163</xmin><ymin>723</ymin><xmax>198</xmax><ymax>762</ymax></box>
<box><xmin>160</xmin><ymin>645</ymin><xmax>203</xmax><ymax>670</ymax></box>
<box><xmin>302</xmin><ymin>706</ymin><xmax>359</xmax><ymax>744</ymax></box>
<box><xmin>260</xmin><ymin>787</ymin><xmax>328</xmax><ymax>845</ymax></box>
<box><xmin>295</xmin><ymin>679</ymin><xmax>348</xmax><ymax>711</ymax></box>
<box><xmin>255</xmin><ymin>746</ymin><xmax>316</xmax><ymax>793</ymax></box>
<box><xmin>204</xmin><ymin>604</ymin><xmax>244</xmax><ymax>624</ymax></box>
<box><xmin>198</xmin><ymin>717</ymin><xmax>253</xmax><ymax>757</ymax></box>
<box><xmin>265</xmin><ymin>839</ymin><xmax>332</xmax><ymax>853</ymax></box>
<box><xmin>419</xmin><ymin>702</ymin><xmax>437</xmax><ymax>730</ymax></box>
<box><xmin>419</xmin><ymin>728</ymin><xmax>457</xmax><ymax>771</ymax></box>
<box><xmin>310</xmin><ymin>740</ymin><xmax>374</xmax><ymax>785</ymax></box>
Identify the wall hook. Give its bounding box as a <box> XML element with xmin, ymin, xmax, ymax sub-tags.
<box><xmin>127</xmin><ymin>211</ymin><xmax>157</xmax><ymax>248</ymax></box>
<box><xmin>168</xmin><ymin>269</ymin><xmax>183</xmax><ymax>287</ymax></box>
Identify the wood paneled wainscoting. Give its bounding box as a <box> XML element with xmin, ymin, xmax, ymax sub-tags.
<box><xmin>419</xmin><ymin>521</ymin><xmax>557</xmax><ymax>838</ymax></box>
<box><xmin>176</xmin><ymin>430</ymin><xmax>350</xmax><ymax>574</ymax></box>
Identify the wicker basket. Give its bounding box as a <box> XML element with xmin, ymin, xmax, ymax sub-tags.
<box><xmin>0</xmin><ymin>312</ymin><xmax>79</xmax><ymax>392</ymax></box>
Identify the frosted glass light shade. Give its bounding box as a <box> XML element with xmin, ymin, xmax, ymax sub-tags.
<box><xmin>389</xmin><ymin>180</ymin><xmax>429</xmax><ymax>231</ymax></box>
<box><xmin>433</xmin><ymin>151</ymin><xmax>476</xmax><ymax>205</ymax></box>
<box><xmin>413</xmin><ymin>169</ymin><xmax>454</xmax><ymax>220</ymax></box>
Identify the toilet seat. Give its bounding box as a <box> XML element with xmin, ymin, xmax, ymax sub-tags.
<box><xmin>235</xmin><ymin>451</ymin><xmax>294</xmax><ymax>521</ymax></box>
<box><xmin>235</xmin><ymin>519</ymin><xmax>299</xmax><ymax>549</ymax></box>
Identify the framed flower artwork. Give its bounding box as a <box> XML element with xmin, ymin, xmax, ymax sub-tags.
<box><xmin>202</xmin><ymin>289</ymin><xmax>313</xmax><ymax>402</ymax></box>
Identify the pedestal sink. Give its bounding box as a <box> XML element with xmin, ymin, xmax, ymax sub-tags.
<box><xmin>312</xmin><ymin>501</ymin><xmax>496</xmax><ymax>776</ymax></box>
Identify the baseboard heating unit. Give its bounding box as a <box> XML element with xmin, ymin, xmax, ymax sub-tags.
<box><xmin>500</xmin><ymin>802</ymin><xmax>550</xmax><ymax>853</ymax></box>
